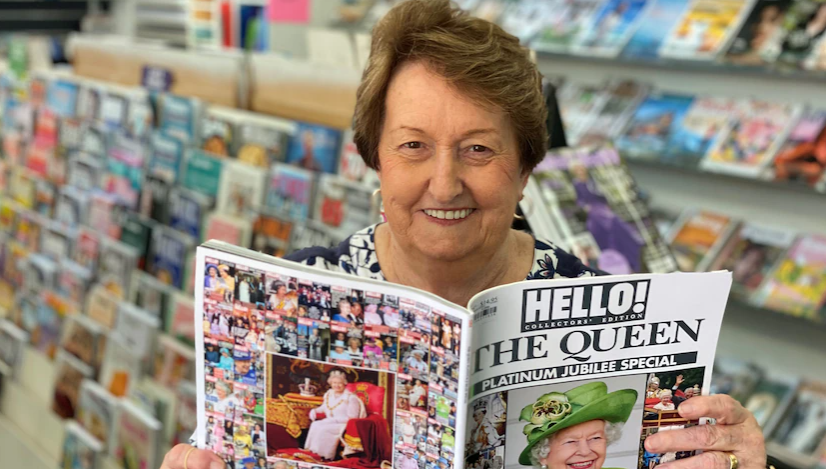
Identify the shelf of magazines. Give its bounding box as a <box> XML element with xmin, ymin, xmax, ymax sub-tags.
<box><xmin>450</xmin><ymin>0</ymin><xmax>826</xmax><ymax>85</ymax></box>
<box><xmin>0</xmin><ymin>60</ymin><xmax>381</xmax><ymax>469</ymax></box>
<box><xmin>523</xmin><ymin>145</ymin><xmax>826</xmax><ymax>327</ymax></box>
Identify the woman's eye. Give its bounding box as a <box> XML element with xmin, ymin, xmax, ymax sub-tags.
<box><xmin>402</xmin><ymin>142</ymin><xmax>422</xmax><ymax>149</ymax></box>
<box><xmin>470</xmin><ymin>145</ymin><xmax>489</xmax><ymax>153</ymax></box>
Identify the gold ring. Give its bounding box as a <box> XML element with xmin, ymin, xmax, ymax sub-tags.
<box><xmin>727</xmin><ymin>452</ymin><xmax>739</xmax><ymax>469</ymax></box>
<box><xmin>183</xmin><ymin>446</ymin><xmax>197</xmax><ymax>469</ymax></box>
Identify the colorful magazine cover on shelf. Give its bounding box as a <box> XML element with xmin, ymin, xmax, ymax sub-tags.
<box><xmin>205</xmin><ymin>212</ymin><xmax>253</xmax><ymax>247</ymax></box>
<box><xmin>74</xmin><ymin>227</ymin><xmax>102</xmax><ymax>272</ymax></box>
<box><xmin>725</xmin><ymin>0</ymin><xmax>794</xmax><ymax>66</ymax></box>
<box><xmin>99</xmin><ymin>237</ymin><xmax>140</xmax><ymax>299</ymax></box>
<box><xmin>775</xmin><ymin>1</ymin><xmax>826</xmax><ymax>72</ymax></box>
<box><xmin>120</xmin><ymin>212</ymin><xmax>158</xmax><ymax>271</ymax></box>
<box><xmin>55</xmin><ymin>185</ymin><xmax>90</xmax><ymax>227</ymax></box>
<box><xmin>24</xmin><ymin>253</ymin><xmax>57</xmax><ymax>293</ymax></box>
<box><xmin>140</xmin><ymin>171</ymin><xmax>174</xmax><ymax>223</ymax></box>
<box><xmin>127</xmin><ymin>94</ymin><xmax>155</xmax><ymax>140</ymax></box>
<box><xmin>115</xmin><ymin>399</ymin><xmax>163</xmax><ymax>469</ymax></box>
<box><xmin>78</xmin><ymin>379</ymin><xmax>120</xmax><ymax>451</ymax></box>
<box><xmin>57</xmin><ymin>117</ymin><xmax>86</xmax><ymax>160</ymax></box>
<box><xmin>530</xmin><ymin>0</ymin><xmax>604</xmax><ymax>53</ymax></box>
<box><xmin>284</xmin><ymin>122</ymin><xmax>342</xmax><ymax>174</ymax></box>
<box><xmin>768</xmin><ymin>381</ymin><xmax>826</xmax><ymax>468</ymax></box>
<box><xmin>86</xmin><ymin>284</ymin><xmax>121</xmax><ymax>330</ymax></box>
<box><xmin>41</xmin><ymin>219</ymin><xmax>76</xmax><ymax>260</ymax></box>
<box><xmin>57</xmin><ymin>259</ymin><xmax>94</xmax><ymax>306</ymax></box>
<box><xmin>556</xmin><ymin>82</ymin><xmax>610</xmax><ymax>147</ymax></box>
<box><xmin>709</xmin><ymin>223</ymin><xmax>796</xmax><ymax>298</ymax></box>
<box><xmin>182</xmin><ymin>149</ymin><xmax>224</xmax><ymax>199</ymax></box>
<box><xmin>743</xmin><ymin>373</ymin><xmax>799</xmax><ymax>436</ymax></box>
<box><xmin>169</xmin><ymin>186</ymin><xmax>214</xmax><ymax>240</ymax></box>
<box><xmin>130</xmin><ymin>377</ymin><xmax>179</xmax><ymax>446</ymax></box>
<box><xmin>167</xmin><ymin>292</ymin><xmax>196</xmax><ymax>346</ymax></box>
<box><xmin>571</xmin><ymin>0</ymin><xmax>653</xmax><ymax>57</ymax></box>
<box><xmin>659</xmin><ymin>0</ymin><xmax>755</xmax><ymax>60</ymax></box>
<box><xmin>217</xmin><ymin>159</ymin><xmax>267</xmax><ymax>218</ymax></box>
<box><xmin>667</xmin><ymin>96</ymin><xmax>739</xmax><ymax>167</ymax></box>
<box><xmin>150</xmin><ymin>226</ymin><xmax>197</xmax><ymax>290</ymax></box>
<box><xmin>67</xmin><ymin>152</ymin><xmax>103</xmax><ymax>193</ymax></box>
<box><xmin>667</xmin><ymin>209</ymin><xmax>737</xmax><ymax>273</ymax></box>
<box><xmin>89</xmin><ymin>191</ymin><xmax>126</xmax><ymax>239</ymax></box>
<box><xmin>99</xmin><ymin>336</ymin><xmax>142</xmax><ymax>397</ymax></box>
<box><xmin>99</xmin><ymin>89</ymin><xmax>130</xmax><ymax>131</ymax></box>
<box><xmin>266</xmin><ymin>163</ymin><xmax>316</xmax><ymax>222</ymax></box>
<box><xmin>773</xmin><ymin>109</ymin><xmax>826</xmax><ymax>186</ymax></box>
<box><xmin>709</xmin><ymin>357</ymin><xmax>762</xmax><ymax>403</ymax></box>
<box><xmin>154</xmin><ymin>333</ymin><xmax>197</xmax><ymax>389</ymax></box>
<box><xmin>237</xmin><ymin>118</ymin><xmax>294</xmax><ymax>168</ymax></box>
<box><xmin>159</xmin><ymin>93</ymin><xmax>201</xmax><ymax>143</ymax></box>
<box><xmin>756</xmin><ymin>234</ymin><xmax>826</xmax><ymax>321</ymax></box>
<box><xmin>578</xmin><ymin>81</ymin><xmax>650</xmax><ymax>146</ymax></box>
<box><xmin>0</xmin><ymin>319</ymin><xmax>29</xmax><ymax>378</ymax></box>
<box><xmin>53</xmin><ymin>347</ymin><xmax>96</xmax><ymax>419</ymax></box>
<box><xmin>251</xmin><ymin>209</ymin><xmax>294</xmax><ymax>258</ymax></box>
<box><xmin>148</xmin><ymin>131</ymin><xmax>186</xmax><ymax>183</ymax></box>
<box><xmin>60</xmin><ymin>313</ymin><xmax>107</xmax><ymax>372</ymax></box>
<box><xmin>47</xmin><ymin>78</ymin><xmax>80</xmax><ymax>118</ymax></box>
<box><xmin>615</xmin><ymin>92</ymin><xmax>695</xmax><ymax>162</ymax></box>
<box><xmin>530</xmin><ymin>146</ymin><xmax>678</xmax><ymax>275</ymax></box>
<box><xmin>313</xmin><ymin>174</ymin><xmax>379</xmax><ymax>242</ymax></box>
<box><xmin>174</xmin><ymin>381</ymin><xmax>199</xmax><ymax>446</ymax></box>
<box><xmin>103</xmin><ymin>133</ymin><xmax>146</xmax><ymax>211</ymax></box>
<box><xmin>61</xmin><ymin>420</ymin><xmax>105</xmax><ymax>469</ymax></box>
<box><xmin>201</xmin><ymin>112</ymin><xmax>236</xmax><ymax>158</ymax></box>
<box><xmin>702</xmin><ymin>100</ymin><xmax>804</xmax><ymax>178</ymax></box>
<box><xmin>130</xmin><ymin>270</ymin><xmax>175</xmax><ymax>321</ymax></box>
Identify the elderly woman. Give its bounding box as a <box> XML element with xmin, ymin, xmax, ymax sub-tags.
<box><xmin>518</xmin><ymin>383</ymin><xmax>636</xmax><ymax>469</ymax></box>
<box><xmin>304</xmin><ymin>370</ymin><xmax>366</xmax><ymax>460</ymax></box>
<box><xmin>163</xmin><ymin>1</ymin><xmax>767</xmax><ymax>468</ymax></box>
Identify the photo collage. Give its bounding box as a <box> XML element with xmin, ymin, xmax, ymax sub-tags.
<box><xmin>201</xmin><ymin>257</ymin><xmax>464</xmax><ymax>469</ymax></box>
<box><xmin>460</xmin><ymin>367</ymin><xmax>708</xmax><ymax>469</ymax></box>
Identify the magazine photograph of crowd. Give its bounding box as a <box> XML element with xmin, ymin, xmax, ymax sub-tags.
<box><xmin>201</xmin><ymin>257</ymin><xmax>464</xmax><ymax>469</ymax></box>
<box><xmin>501</xmin><ymin>374</ymin><xmax>648</xmax><ymax>469</ymax></box>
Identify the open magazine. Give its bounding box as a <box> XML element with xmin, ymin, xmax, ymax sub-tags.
<box><xmin>194</xmin><ymin>241</ymin><xmax>732</xmax><ymax>469</ymax></box>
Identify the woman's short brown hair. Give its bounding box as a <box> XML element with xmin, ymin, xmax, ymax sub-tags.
<box><xmin>353</xmin><ymin>0</ymin><xmax>548</xmax><ymax>172</ymax></box>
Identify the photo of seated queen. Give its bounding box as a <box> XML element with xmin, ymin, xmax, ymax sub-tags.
<box><xmin>515</xmin><ymin>382</ymin><xmax>638</xmax><ymax>469</ymax></box>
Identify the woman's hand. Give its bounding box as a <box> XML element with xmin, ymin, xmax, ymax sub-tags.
<box><xmin>645</xmin><ymin>395</ymin><xmax>766</xmax><ymax>469</ymax></box>
<box><xmin>160</xmin><ymin>444</ymin><xmax>225</xmax><ymax>469</ymax></box>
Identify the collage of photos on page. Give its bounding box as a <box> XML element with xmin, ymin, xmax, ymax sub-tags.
<box><xmin>464</xmin><ymin>367</ymin><xmax>705</xmax><ymax>469</ymax></box>
<box><xmin>201</xmin><ymin>257</ymin><xmax>464</xmax><ymax>469</ymax></box>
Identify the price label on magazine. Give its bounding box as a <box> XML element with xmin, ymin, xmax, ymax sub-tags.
<box><xmin>141</xmin><ymin>65</ymin><xmax>174</xmax><ymax>92</ymax></box>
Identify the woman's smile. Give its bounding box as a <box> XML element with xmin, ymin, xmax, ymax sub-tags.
<box><xmin>567</xmin><ymin>460</ymin><xmax>596</xmax><ymax>469</ymax></box>
<box><xmin>422</xmin><ymin>208</ymin><xmax>476</xmax><ymax>224</ymax></box>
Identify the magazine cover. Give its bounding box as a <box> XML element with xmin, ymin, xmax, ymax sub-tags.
<box><xmin>266</xmin><ymin>163</ymin><xmax>316</xmax><ymax>222</ymax></box>
<box><xmin>47</xmin><ymin>78</ymin><xmax>80</xmax><ymax>118</ymax></box>
<box><xmin>150</xmin><ymin>226</ymin><xmax>197</xmax><ymax>289</ymax></box>
<box><xmin>89</xmin><ymin>191</ymin><xmax>125</xmax><ymax>240</ymax></box>
<box><xmin>205</xmin><ymin>212</ymin><xmax>253</xmax><ymax>247</ymax></box>
<box><xmin>42</xmin><ymin>220</ymin><xmax>76</xmax><ymax>261</ymax></box>
<box><xmin>0</xmin><ymin>319</ymin><xmax>29</xmax><ymax>379</ymax></box>
<box><xmin>702</xmin><ymin>100</ymin><xmax>804</xmax><ymax>178</ymax></box>
<box><xmin>99</xmin><ymin>89</ymin><xmax>130</xmax><ymax>130</ymax></box>
<box><xmin>338</xmin><ymin>129</ymin><xmax>379</xmax><ymax>186</ymax></box>
<box><xmin>34</xmin><ymin>174</ymin><xmax>56</xmax><ymax>217</ymax></box>
<box><xmin>773</xmin><ymin>109</ymin><xmax>826</xmax><ymax>186</ymax></box>
<box><xmin>24</xmin><ymin>253</ymin><xmax>57</xmax><ymax>295</ymax></box>
<box><xmin>251</xmin><ymin>208</ymin><xmax>295</xmax><ymax>258</ymax></box>
<box><xmin>159</xmin><ymin>93</ymin><xmax>202</xmax><ymax>143</ymax></box>
<box><xmin>182</xmin><ymin>149</ymin><xmax>225</xmax><ymax>199</ymax></box>
<box><xmin>81</xmin><ymin>123</ymin><xmax>108</xmax><ymax>160</ymax></box>
<box><xmin>74</xmin><ymin>227</ymin><xmax>102</xmax><ymax>272</ymax></box>
<box><xmin>201</xmin><ymin>111</ymin><xmax>236</xmax><ymax>158</ymax></box>
<box><xmin>130</xmin><ymin>270</ymin><xmax>175</xmax><ymax>321</ymax></box>
<box><xmin>217</xmin><ymin>159</ymin><xmax>267</xmax><ymax>218</ymax></box>
<box><xmin>116</xmin><ymin>301</ymin><xmax>162</xmax><ymax>366</ymax></box>
<box><xmin>53</xmin><ymin>348</ymin><xmax>96</xmax><ymax>419</ymax></box>
<box><xmin>127</xmin><ymin>94</ymin><xmax>154</xmax><ymax>140</ymax></box>
<box><xmin>710</xmin><ymin>357</ymin><xmax>763</xmax><ymax>403</ymax></box>
<box><xmin>139</xmin><ymin>171</ymin><xmax>174</xmax><ymax>223</ymax></box>
<box><xmin>120</xmin><ymin>213</ymin><xmax>158</xmax><ymax>271</ymax></box>
<box><xmin>169</xmin><ymin>186</ymin><xmax>214</xmax><ymax>240</ymax></box>
<box><xmin>60</xmin><ymin>313</ymin><xmax>107</xmax><ymax>372</ymax></box>
<box><xmin>154</xmin><ymin>334</ymin><xmax>197</xmax><ymax>389</ymax></box>
<box><xmin>9</xmin><ymin>165</ymin><xmax>36</xmax><ymax>209</ymax></box>
<box><xmin>115</xmin><ymin>399</ymin><xmax>163</xmax><ymax>469</ymax></box>
<box><xmin>313</xmin><ymin>174</ymin><xmax>379</xmax><ymax>242</ymax></box>
<box><xmin>148</xmin><ymin>131</ymin><xmax>185</xmax><ymax>183</ymax></box>
<box><xmin>174</xmin><ymin>381</ymin><xmax>199</xmax><ymax>446</ymax></box>
<box><xmin>85</xmin><ymin>284</ymin><xmax>121</xmax><ymax>330</ymax></box>
<box><xmin>659</xmin><ymin>0</ymin><xmax>755</xmax><ymax>60</ymax></box>
<box><xmin>667</xmin><ymin>96</ymin><xmax>738</xmax><ymax>167</ymax></box>
<box><xmin>130</xmin><ymin>378</ymin><xmax>179</xmax><ymax>446</ymax></box>
<box><xmin>615</xmin><ymin>93</ymin><xmax>695</xmax><ymax>162</ymax></box>
<box><xmin>66</xmin><ymin>152</ymin><xmax>103</xmax><ymax>192</ymax></box>
<box><xmin>194</xmin><ymin>241</ymin><xmax>733</xmax><ymax>469</ymax></box>
<box><xmin>36</xmin><ymin>292</ymin><xmax>79</xmax><ymax>359</ymax></box>
<box><xmin>497</xmin><ymin>0</ymin><xmax>557</xmax><ymax>44</ymax></box>
<box><xmin>775</xmin><ymin>1</ymin><xmax>826</xmax><ymax>72</ymax></box>
<box><xmin>578</xmin><ymin>81</ymin><xmax>650</xmax><ymax>146</ymax></box>
<box><xmin>99</xmin><ymin>337</ymin><xmax>143</xmax><ymax>397</ymax></box>
<box><xmin>667</xmin><ymin>209</ymin><xmax>737</xmax><ymax>273</ymax></box>
<box><xmin>13</xmin><ymin>209</ymin><xmax>44</xmax><ymax>253</ymax></box>
<box><xmin>57</xmin><ymin>117</ymin><xmax>86</xmax><ymax>161</ymax></box>
<box><xmin>767</xmin><ymin>381</ymin><xmax>826</xmax><ymax>468</ymax></box>
<box><xmin>55</xmin><ymin>185</ymin><xmax>90</xmax><ymax>227</ymax></box>
<box><xmin>556</xmin><ymin>82</ymin><xmax>609</xmax><ymax>147</ymax></box>
<box><xmin>530</xmin><ymin>0</ymin><xmax>605</xmax><ymax>53</ymax></box>
<box><xmin>709</xmin><ymin>223</ymin><xmax>796</xmax><ymax>298</ymax></box>
<box><xmin>102</xmin><ymin>133</ymin><xmax>146</xmax><ymax>211</ymax></box>
<box><xmin>61</xmin><ymin>420</ymin><xmax>105</xmax><ymax>469</ymax></box>
<box><xmin>743</xmin><ymin>373</ymin><xmax>799</xmax><ymax>435</ymax></box>
<box><xmin>756</xmin><ymin>234</ymin><xmax>826</xmax><ymax>321</ymax></box>
<box><xmin>236</xmin><ymin>116</ymin><xmax>294</xmax><ymax>168</ymax></box>
<box><xmin>77</xmin><ymin>379</ymin><xmax>120</xmax><ymax>451</ymax></box>
<box><xmin>284</xmin><ymin>122</ymin><xmax>342</xmax><ymax>174</ymax></box>
<box><xmin>99</xmin><ymin>237</ymin><xmax>140</xmax><ymax>299</ymax></box>
<box><xmin>166</xmin><ymin>292</ymin><xmax>196</xmax><ymax>346</ymax></box>
<box><xmin>725</xmin><ymin>0</ymin><xmax>794</xmax><ymax>66</ymax></box>
<box><xmin>571</xmin><ymin>0</ymin><xmax>654</xmax><ymax>57</ymax></box>
<box><xmin>57</xmin><ymin>260</ymin><xmax>94</xmax><ymax>306</ymax></box>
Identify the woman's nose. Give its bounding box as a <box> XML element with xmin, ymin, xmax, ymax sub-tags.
<box><xmin>428</xmin><ymin>149</ymin><xmax>463</xmax><ymax>203</ymax></box>
<box><xmin>576</xmin><ymin>440</ymin><xmax>595</xmax><ymax>456</ymax></box>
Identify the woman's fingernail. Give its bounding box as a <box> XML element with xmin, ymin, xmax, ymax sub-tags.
<box><xmin>679</xmin><ymin>403</ymin><xmax>694</xmax><ymax>415</ymax></box>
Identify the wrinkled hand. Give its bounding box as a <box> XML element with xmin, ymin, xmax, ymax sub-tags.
<box><xmin>161</xmin><ymin>444</ymin><xmax>225</xmax><ymax>469</ymax></box>
<box><xmin>645</xmin><ymin>395</ymin><xmax>766</xmax><ymax>469</ymax></box>
<box><xmin>675</xmin><ymin>375</ymin><xmax>685</xmax><ymax>387</ymax></box>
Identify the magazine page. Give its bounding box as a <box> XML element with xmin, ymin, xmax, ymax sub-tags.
<box><xmin>465</xmin><ymin>271</ymin><xmax>732</xmax><ymax>469</ymax></box>
<box><xmin>194</xmin><ymin>242</ymin><xmax>473</xmax><ymax>469</ymax></box>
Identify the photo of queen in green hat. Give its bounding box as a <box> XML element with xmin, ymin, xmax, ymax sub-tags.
<box><xmin>517</xmin><ymin>382</ymin><xmax>638</xmax><ymax>469</ymax></box>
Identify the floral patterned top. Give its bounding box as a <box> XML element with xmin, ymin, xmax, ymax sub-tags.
<box><xmin>285</xmin><ymin>224</ymin><xmax>600</xmax><ymax>281</ymax></box>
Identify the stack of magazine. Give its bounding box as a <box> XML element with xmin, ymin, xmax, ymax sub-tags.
<box><xmin>194</xmin><ymin>240</ymin><xmax>733</xmax><ymax>469</ymax></box>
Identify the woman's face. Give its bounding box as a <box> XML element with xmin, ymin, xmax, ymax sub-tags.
<box><xmin>540</xmin><ymin>420</ymin><xmax>607</xmax><ymax>469</ymax></box>
<box><xmin>339</xmin><ymin>301</ymin><xmax>352</xmax><ymax>315</ymax></box>
<box><xmin>377</xmin><ymin>61</ymin><xmax>527</xmax><ymax>262</ymax></box>
<box><xmin>330</xmin><ymin>376</ymin><xmax>347</xmax><ymax>393</ymax></box>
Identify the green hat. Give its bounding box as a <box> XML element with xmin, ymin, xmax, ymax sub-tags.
<box><xmin>517</xmin><ymin>382</ymin><xmax>637</xmax><ymax>466</ymax></box>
